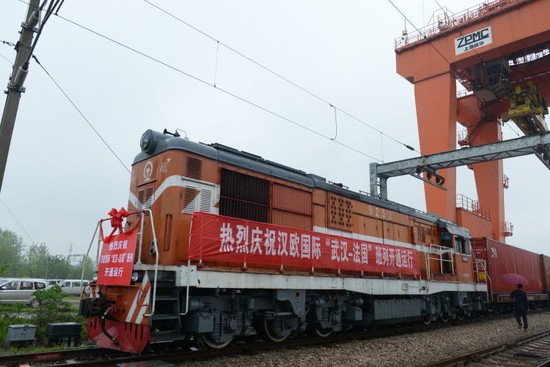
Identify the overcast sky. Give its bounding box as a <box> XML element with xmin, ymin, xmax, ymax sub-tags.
<box><xmin>0</xmin><ymin>0</ymin><xmax>548</xmax><ymax>258</ymax></box>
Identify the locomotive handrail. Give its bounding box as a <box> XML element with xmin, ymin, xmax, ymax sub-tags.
<box><xmin>427</xmin><ymin>244</ymin><xmax>455</xmax><ymax>277</ymax></box>
<box><xmin>180</xmin><ymin>260</ymin><xmax>192</xmax><ymax>316</ymax></box>
<box><xmin>88</xmin><ymin>209</ymin><xmax>160</xmax><ymax>317</ymax></box>
<box><xmin>144</xmin><ymin>208</ymin><xmax>159</xmax><ymax>318</ymax></box>
<box><xmin>424</xmin><ymin>246</ymin><xmax>431</xmax><ymax>284</ymax></box>
<box><xmin>137</xmin><ymin>211</ymin><xmax>145</xmax><ymax>264</ymax></box>
<box><xmin>80</xmin><ymin>222</ymin><xmax>100</xmax><ymax>299</ymax></box>
<box><xmin>181</xmin><ymin>219</ymin><xmax>194</xmax><ymax>316</ymax></box>
<box><xmin>472</xmin><ymin>256</ymin><xmax>491</xmax><ymax>304</ymax></box>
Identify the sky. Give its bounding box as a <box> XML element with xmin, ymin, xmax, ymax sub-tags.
<box><xmin>0</xmin><ymin>0</ymin><xmax>548</xmax><ymax>258</ymax></box>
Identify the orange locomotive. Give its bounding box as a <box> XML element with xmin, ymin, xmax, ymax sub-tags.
<box><xmin>81</xmin><ymin>129</ymin><xmax>487</xmax><ymax>353</ymax></box>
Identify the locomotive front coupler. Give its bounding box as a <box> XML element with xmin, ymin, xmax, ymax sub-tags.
<box><xmin>78</xmin><ymin>296</ymin><xmax>112</xmax><ymax>318</ymax></box>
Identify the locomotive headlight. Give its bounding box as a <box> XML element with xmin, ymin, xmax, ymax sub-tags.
<box><xmin>140</xmin><ymin>129</ymin><xmax>156</xmax><ymax>154</ymax></box>
<box><xmin>131</xmin><ymin>271</ymin><xmax>143</xmax><ymax>283</ymax></box>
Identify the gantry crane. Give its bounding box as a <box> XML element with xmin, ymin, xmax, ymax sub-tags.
<box><xmin>394</xmin><ymin>0</ymin><xmax>550</xmax><ymax>241</ymax></box>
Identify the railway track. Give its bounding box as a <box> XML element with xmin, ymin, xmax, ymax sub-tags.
<box><xmin>2</xmin><ymin>312</ymin><xmax>546</xmax><ymax>367</ymax></box>
<box><xmin>424</xmin><ymin>327</ymin><xmax>550</xmax><ymax>367</ymax></box>
<box><xmin>0</xmin><ymin>319</ymin><xmax>452</xmax><ymax>366</ymax></box>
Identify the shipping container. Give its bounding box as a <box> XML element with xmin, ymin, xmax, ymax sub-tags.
<box><xmin>472</xmin><ymin>238</ymin><xmax>547</xmax><ymax>304</ymax></box>
<box><xmin>540</xmin><ymin>254</ymin><xmax>550</xmax><ymax>294</ymax></box>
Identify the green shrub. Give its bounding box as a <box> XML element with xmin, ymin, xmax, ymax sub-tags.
<box><xmin>0</xmin><ymin>287</ymin><xmax>86</xmax><ymax>349</ymax></box>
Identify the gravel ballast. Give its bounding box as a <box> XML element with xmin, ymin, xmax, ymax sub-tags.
<box><xmin>179</xmin><ymin>312</ymin><xmax>550</xmax><ymax>367</ymax></box>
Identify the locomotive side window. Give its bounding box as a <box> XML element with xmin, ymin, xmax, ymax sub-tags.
<box><xmin>220</xmin><ymin>169</ymin><xmax>269</xmax><ymax>222</ymax></box>
<box><xmin>440</xmin><ymin>231</ymin><xmax>453</xmax><ymax>248</ymax></box>
<box><xmin>456</xmin><ymin>237</ymin><xmax>471</xmax><ymax>255</ymax></box>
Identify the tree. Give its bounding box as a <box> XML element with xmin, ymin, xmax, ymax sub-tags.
<box><xmin>24</xmin><ymin>243</ymin><xmax>50</xmax><ymax>278</ymax></box>
<box><xmin>69</xmin><ymin>255</ymin><xmax>95</xmax><ymax>280</ymax></box>
<box><xmin>46</xmin><ymin>254</ymin><xmax>72</xmax><ymax>279</ymax></box>
<box><xmin>0</xmin><ymin>228</ymin><xmax>25</xmax><ymax>276</ymax></box>
<box><xmin>22</xmin><ymin>243</ymin><xmax>75</xmax><ymax>279</ymax></box>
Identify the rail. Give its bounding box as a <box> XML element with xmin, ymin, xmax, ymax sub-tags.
<box><xmin>456</xmin><ymin>194</ymin><xmax>492</xmax><ymax>220</ymax></box>
<box><xmin>395</xmin><ymin>0</ymin><xmax>529</xmax><ymax>50</ymax></box>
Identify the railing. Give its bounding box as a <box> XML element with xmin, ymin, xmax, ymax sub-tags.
<box><xmin>457</xmin><ymin>129</ymin><xmax>469</xmax><ymax>146</ymax></box>
<box><xmin>456</xmin><ymin>89</ymin><xmax>474</xmax><ymax>99</ymax></box>
<box><xmin>425</xmin><ymin>244</ymin><xmax>455</xmax><ymax>278</ymax></box>
<box><xmin>504</xmin><ymin>221</ymin><xmax>514</xmax><ymax>236</ymax></box>
<box><xmin>395</xmin><ymin>0</ymin><xmax>527</xmax><ymax>49</ymax></box>
<box><xmin>456</xmin><ymin>194</ymin><xmax>492</xmax><ymax>220</ymax></box>
<box><xmin>473</xmin><ymin>257</ymin><xmax>491</xmax><ymax>302</ymax></box>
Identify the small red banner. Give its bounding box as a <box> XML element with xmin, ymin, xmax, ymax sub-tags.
<box><xmin>32</xmin><ymin>352</ymin><xmax>63</xmax><ymax>361</ymax></box>
<box><xmin>189</xmin><ymin>212</ymin><xmax>420</xmax><ymax>275</ymax></box>
<box><xmin>97</xmin><ymin>231</ymin><xmax>137</xmax><ymax>285</ymax></box>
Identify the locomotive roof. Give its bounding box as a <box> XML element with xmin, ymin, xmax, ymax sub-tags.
<box><xmin>135</xmin><ymin>130</ymin><xmax>453</xmax><ymax>228</ymax></box>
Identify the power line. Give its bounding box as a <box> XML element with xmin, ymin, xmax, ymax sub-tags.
<box><xmin>0</xmin><ymin>198</ymin><xmax>35</xmax><ymax>244</ymax></box>
<box><xmin>54</xmin><ymin>13</ymin><xmax>383</xmax><ymax>162</ymax></box>
<box><xmin>1</xmin><ymin>40</ymin><xmax>15</xmax><ymax>64</ymax></box>
<box><xmin>144</xmin><ymin>0</ymin><xmax>420</xmax><ymax>155</ymax></box>
<box><xmin>31</xmin><ymin>55</ymin><xmax>131</xmax><ymax>174</ymax></box>
<box><xmin>0</xmin><ymin>52</ymin><xmax>11</xmax><ymax>65</ymax></box>
<box><xmin>504</xmin><ymin>121</ymin><xmax>521</xmax><ymax>137</ymax></box>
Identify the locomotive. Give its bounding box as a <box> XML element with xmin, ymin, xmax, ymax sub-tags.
<box><xmin>81</xmin><ymin>129</ymin><xmax>495</xmax><ymax>353</ymax></box>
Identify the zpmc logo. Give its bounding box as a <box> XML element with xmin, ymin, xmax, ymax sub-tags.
<box><xmin>455</xmin><ymin>26</ymin><xmax>492</xmax><ymax>55</ymax></box>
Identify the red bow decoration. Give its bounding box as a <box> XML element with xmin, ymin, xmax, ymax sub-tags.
<box><xmin>108</xmin><ymin>207</ymin><xmax>128</xmax><ymax>234</ymax></box>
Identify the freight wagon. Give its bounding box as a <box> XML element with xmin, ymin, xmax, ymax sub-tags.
<box><xmin>472</xmin><ymin>238</ymin><xmax>549</xmax><ymax>311</ymax></box>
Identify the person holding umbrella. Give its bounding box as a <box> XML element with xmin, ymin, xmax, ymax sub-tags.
<box><xmin>510</xmin><ymin>283</ymin><xmax>529</xmax><ymax>330</ymax></box>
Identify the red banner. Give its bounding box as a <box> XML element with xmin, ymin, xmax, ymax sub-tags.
<box><xmin>189</xmin><ymin>212</ymin><xmax>420</xmax><ymax>275</ymax></box>
<box><xmin>97</xmin><ymin>231</ymin><xmax>137</xmax><ymax>285</ymax></box>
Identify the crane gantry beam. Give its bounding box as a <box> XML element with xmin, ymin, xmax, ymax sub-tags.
<box><xmin>370</xmin><ymin>133</ymin><xmax>550</xmax><ymax>199</ymax></box>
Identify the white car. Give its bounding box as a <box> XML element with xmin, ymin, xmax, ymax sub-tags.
<box><xmin>46</xmin><ymin>279</ymin><xmax>64</xmax><ymax>288</ymax></box>
<box><xmin>59</xmin><ymin>279</ymin><xmax>91</xmax><ymax>296</ymax></box>
<box><xmin>0</xmin><ymin>278</ymin><xmax>47</xmax><ymax>308</ymax></box>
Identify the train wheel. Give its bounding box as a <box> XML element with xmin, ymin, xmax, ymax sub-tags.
<box><xmin>456</xmin><ymin>310</ymin><xmax>465</xmax><ymax>321</ymax></box>
<box><xmin>260</xmin><ymin>318</ymin><xmax>289</xmax><ymax>342</ymax></box>
<box><xmin>422</xmin><ymin>314</ymin><xmax>432</xmax><ymax>325</ymax></box>
<box><xmin>313</xmin><ymin>325</ymin><xmax>333</xmax><ymax>338</ymax></box>
<box><xmin>201</xmin><ymin>334</ymin><xmax>233</xmax><ymax>349</ymax></box>
<box><xmin>440</xmin><ymin>313</ymin><xmax>449</xmax><ymax>323</ymax></box>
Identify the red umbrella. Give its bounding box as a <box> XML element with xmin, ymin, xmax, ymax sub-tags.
<box><xmin>500</xmin><ymin>273</ymin><xmax>528</xmax><ymax>285</ymax></box>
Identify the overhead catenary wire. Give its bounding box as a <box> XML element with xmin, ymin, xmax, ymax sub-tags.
<box><xmin>0</xmin><ymin>52</ymin><xmax>11</xmax><ymax>65</ymax></box>
<box><xmin>31</xmin><ymin>55</ymin><xmax>131</xmax><ymax>174</ymax></box>
<box><xmin>20</xmin><ymin>0</ymin><xmax>64</xmax><ymax>70</ymax></box>
<box><xmin>143</xmin><ymin>0</ymin><xmax>420</xmax><ymax>156</ymax></box>
<box><xmin>53</xmin><ymin>13</ymin><xmax>383</xmax><ymax>162</ymax></box>
<box><xmin>0</xmin><ymin>198</ymin><xmax>35</xmax><ymax>244</ymax></box>
<box><xmin>1</xmin><ymin>40</ymin><xmax>15</xmax><ymax>64</ymax></box>
<box><xmin>504</xmin><ymin>121</ymin><xmax>521</xmax><ymax>137</ymax></box>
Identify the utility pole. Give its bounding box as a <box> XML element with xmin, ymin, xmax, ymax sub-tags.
<box><xmin>0</xmin><ymin>0</ymin><xmax>40</xmax><ymax>193</ymax></box>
